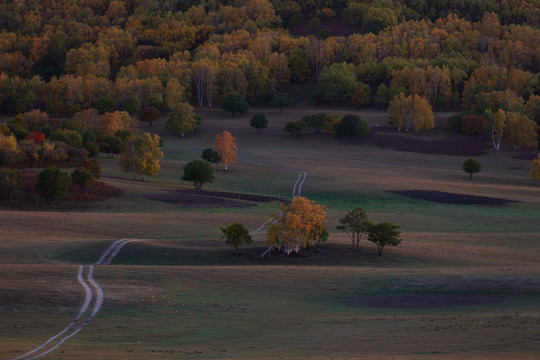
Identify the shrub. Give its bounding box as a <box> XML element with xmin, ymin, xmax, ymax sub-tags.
<box><xmin>71</xmin><ymin>167</ymin><xmax>94</xmax><ymax>188</ymax></box>
<box><xmin>35</xmin><ymin>166</ymin><xmax>71</xmax><ymax>204</ymax></box>
<box><xmin>79</xmin><ymin>158</ymin><xmax>101</xmax><ymax>179</ymax></box>
<box><xmin>0</xmin><ymin>168</ymin><xmax>22</xmax><ymax>201</ymax></box>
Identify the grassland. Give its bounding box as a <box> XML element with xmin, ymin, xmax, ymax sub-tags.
<box><xmin>1</xmin><ymin>106</ymin><xmax>539</xmax><ymax>359</ymax></box>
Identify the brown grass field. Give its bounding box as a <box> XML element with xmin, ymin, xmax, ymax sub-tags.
<box><xmin>1</xmin><ymin>106</ymin><xmax>539</xmax><ymax>359</ymax></box>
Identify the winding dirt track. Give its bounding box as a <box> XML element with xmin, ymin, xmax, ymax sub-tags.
<box><xmin>11</xmin><ymin>169</ymin><xmax>308</xmax><ymax>359</ymax></box>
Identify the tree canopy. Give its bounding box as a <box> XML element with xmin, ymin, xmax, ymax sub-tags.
<box><xmin>367</xmin><ymin>222</ymin><xmax>402</xmax><ymax>256</ymax></box>
<box><xmin>182</xmin><ymin>159</ymin><xmax>215</xmax><ymax>190</ymax></box>
<box><xmin>221</xmin><ymin>222</ymin><xmax>253</xmax><ymax>255</ymax></box>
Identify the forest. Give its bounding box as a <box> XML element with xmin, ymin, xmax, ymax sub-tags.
<box><xmin>0</xmin><ymin>0</ymin><xmax>540</xmax><ymax>172</ymax></box>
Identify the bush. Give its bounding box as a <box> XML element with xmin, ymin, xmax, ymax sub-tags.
<box><xmin>447</xmin><ymin>112</ymin><xmax>468</xmax><ymax>133</ymax></box>
<box><xmin>79</xmin><ymin>158</ymin><xmax>101</xmax><ymax>179</ymax></box>
<box><xmin>49</xmin><ymin>129</ymin><xmax>83</xmax><ymax>147</ymax></box>
<box><xmin>0</xmin><ymin>168</ymin><xmax>22</xmax><ymax>201</ymax></box>
<box><xmin>35</xmin><ymin>166</ymin><xmax>71</xmax><ymax>204</ymax></box>
<box><xmin>71</xmin><ymin>167</ymin><xmax>94</xmax><ymax>188</ymax></box>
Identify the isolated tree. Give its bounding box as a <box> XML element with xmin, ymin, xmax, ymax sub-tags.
<box><xmin>250</xmin><ymin>114</ymin><xmax>268</xmax><ymax>133</ymax></box>
<box><xmin>220</xmin><ymin>93</ymin><xmax>250</xmax><ymax>116</ymax></box>
<box><xmin>221</xmin><ymin>222</ymin><xmax>253</xmax><ymax>255</ymax></box>
<box><xmin>71</xmin><ymin>167</ymin><xmax>94</xmax><ymax>188</ymax></box>
<box><xmin>367</xmin><ymin>222</ymin><xmax>402</xmax><ymax>256</ymax></box>
<box><xmin>337</xmin><ymin>208</ymin><xmax>370</xmax><ymax>251</ymax></box>
<box><xmin>35</xmin><ymin>166</ymin><xmax>71</xmax><ymax>204</ymax></box>
<box><xmin>140</xmin><ymin>107</ymin><xmax>161</xmax><ymax>127</ymax></box>
<box><xmin>336</xmin><ymin>115</ymin><xmax>369</xmax><ymax>139</ymax></box>
<box><xmin>117</xmin><ymin>132</ymin><xmax>164</xmax><ymax>180</ymax></box>
<box><xmin>214</xmin><ymin>130</ymin><xmax>237</xmax><ymax>171</ymax></box>
<box><xmin>463</xmin><ymin>158</ymin><xmax>482</xmax><ymax>180</ymax></box>
<box><xmin>263</xmin><ymin>196</ymin><xmax>328</xmax><ymax>257</ymax></box>
<box><xmin>531</xmin><ymin>154</ymin><xmax>540</xmax><ymax>181</ymax></box>
<box><xmin>201</xmin><ymin>148</ymin><xmax>221</xmax><ymax>165</ymax></box>
<box><xmin>269</xmin><ymin>92</ymin><xmax>294</xmax><ymax>112</ymax></box>
<box><xmin>182</xmin><ymin>159</ymin><xmax>214</xmax><ymax>189</ymax></box>
<box><xmin>166</xmin><ymin>102</ymin><xmax>199</xmax><ymax>137</ymax></box>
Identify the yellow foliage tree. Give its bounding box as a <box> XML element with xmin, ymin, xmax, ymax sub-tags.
<box><xmin>505</xmin><ymin>112</ymin><xmax>538</xmax><ymax>150</ymax></box>
<box><xmin>264</xmin><ymin>197</ymin><xmax>328</xmax><ymax>256</ymax></box>
<box><xmin>388</xmin><ymin>93</ymin><xmax>434</xmax><ymax>131</ymax></box>
<box><xmin>117</xmin><ymin>132</ymin><xmax>163</xmax><ymax>180</ymax></box>
<box><xmin>531</xmin><ymin>154</ymin><xmax>540</xmax><ymax>181</ymax></box>
<box><xmin>485</xmin><ymin>109</ymin><xmax>507</xmax><ymax>150</ymax></box>
<box><xmin>214</xmin><ymin>130</ymin><xmax>237</xmax><ymax>171</ymax></box>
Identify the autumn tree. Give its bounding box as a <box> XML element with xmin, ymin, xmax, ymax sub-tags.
<box><xmin>221</xmin><ymin>222</ymin><xmax>253</xmax><ymax>255</ymax></box>
<box><xmin>505</xmin><ymin>113</ymin><xmax>538</xmax><ymax>150</ymax></box>
<box><xmin>367</xmin><ymin>222</ymin><xmax>402</xmax><ymax>256</ymax></box>
<box><xmin>263</xmin><ymin>196</ymin><xmax>328</xmax><ymax>256</ymax></box>
<box><xmin>388</xmin><ymin>93</ymin><xmax>434</xmax><ymax>131</ymax></box>
<box><xmin>463</xmin><ymin>158</ymin><xmax>482</xmax><ymax>180</ymax></box>
<box><xmin>250</xmin><ymin>114</ymin><xmax>268</xmax><ymax>133</ymax></box>
<box><xmin>214</xmin><ymin>130</ymin><xmax>237</xmax><ymax>171</ymax></box>
<box><xmin>182</xmin><ymin>159</ymin><xmax>214</xmax><ymax>190</ymax></box>
<box><xmin>35</xmin><ymin>166</ymin><xmax>71</xmax><ymax>204</ymax></box>
<box><xmin>485</xmin><ymin>109</ymin><xmax>507</xmax><ymax>150</ymax></box>
<box><xmin>269</xmin><ymin>92</ymin><xmax>294</xmax><ymax>112</ymax></box>
<box><xmin>530</xmin><ymin>154</ymin><xmax>540</xmax><ymax>181</ymax></box>
<box><xmin>117</xmin><ymin>132</ymin><xmax>164</xmax><ymax>180</ymax></box>
<box><xmin>336</xmin><ymin>208</ymin><xmax>370</xmax><ymax>251</ymax></box>
<box><xmin>140</xmin><ymin>107</ymin><xmax>161</xmax><ymax>127</ymax></box>
<box><xmin>166</xmin><ymin>102</ymin><xmax>199</xmax><ymax>137</ymax></box>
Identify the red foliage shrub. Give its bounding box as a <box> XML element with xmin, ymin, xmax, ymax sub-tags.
<box><xmin>25</xmin><ymin>131</ymin><xmax>46</xmax><ymax>144</ymax></box>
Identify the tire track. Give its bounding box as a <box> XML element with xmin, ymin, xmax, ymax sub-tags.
<box><xmin>11</xmin><ymin>240</ymin><xmax>132</xmax><ymax>360</ymax></box>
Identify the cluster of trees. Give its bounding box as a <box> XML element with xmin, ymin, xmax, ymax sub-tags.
<box><xmin>336</xmin><ymin>207</ymin><xmax>401</xmax><ymax>256</ymax></box>
<box><xmin>0</xmin><ymin>1</ymin><xmax>538</xmax><ymax>117</ymax></box>
<box><xmin>222</xmin><ymin>200</ymin><xmax>403</xmax><ymax>257</ymax></box>
<box><xmin>182</xmin><ymin>130</ymin><xmax>238</xmax><ymax>189</ymax></box>
<box><xmin>284</xmin><ymin>113</ymin><xmax>370</xmax><ymax>138</ymax></box>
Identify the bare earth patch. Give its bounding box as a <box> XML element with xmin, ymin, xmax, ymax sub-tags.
<box><xmin>142</xmin><ymin>189</ymin><xmax>281</xmax><ymax>208</ymax></box>
<box><xmin>391</xmin><ymin>190</ymin><xmax>517</xmax><ymax>205</ymax></box>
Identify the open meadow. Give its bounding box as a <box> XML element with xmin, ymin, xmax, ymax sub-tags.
<box><xmin>1</xmin><ymin>106</ymin><xmax>540</xmax><ymax>359</ymax></box>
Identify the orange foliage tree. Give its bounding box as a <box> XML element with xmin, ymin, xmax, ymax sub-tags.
<box><xmin>263</xmin><ymin>196</ymin><xmax>328</xmax><ymax>256</ymax></box>
<box><xmin>214</xmin><ymin>130</ymin><xmax>237</xmax><ymax>171</ymax></box>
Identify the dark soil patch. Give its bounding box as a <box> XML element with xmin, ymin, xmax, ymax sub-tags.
<box><xmin>180</xmin><ymin>189</ymin><xmax>281</xmax><ymax>202</ymax></box>
<box><xmin>513</xmin><ymin>153</ymin><xmax>538</xmax><ymax>161</ymax></box>
<box><xmin>343</xmin><ymin>292</ymin><xmax>512</xmax><ymax>309</ymax></box>
<box><xmin>391</xmin><ymin>190</ymin><xmax>516</xmax><ymax>206</ymax></box>
<box><xmin>368</xmin><ymin>132</ymin><xmax>490</xmax><ymax>156</ymax></box>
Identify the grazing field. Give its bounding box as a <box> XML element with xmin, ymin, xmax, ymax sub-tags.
<box><xmin>1</xmin><ymin>107</ymin><xmax>539</xmax><ymax>359</ymax></box>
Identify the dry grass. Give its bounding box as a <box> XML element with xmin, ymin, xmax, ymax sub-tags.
<box><xmin>1</xmin><ymin>106</ymin><xmax>539</xmax><ymax>359</ymax></box>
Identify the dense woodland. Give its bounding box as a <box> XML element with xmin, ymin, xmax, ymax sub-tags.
<box><xmin>1</xmin><ymin>0</ymin><xmax>540</xmax><ymax>178</ymax></box>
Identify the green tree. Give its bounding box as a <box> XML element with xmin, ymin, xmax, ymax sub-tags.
<box><xmin>250</xmin><ymin>114</ymin><xmax>268</xmax><ymax>133</ymax></box>
<box><xmin>269</xmin><ymin>92</ymin><xmax>294</xmax><ymax>112</ymax></box>
<box><xmin>99</xmin><ymin>134</ymin><xmax>125</xmax><ymax>159</ymax></box>
<box><xmin>35</xmin><ymin>166</ymin><xmax>71</xmax><ymax>204</ymax></box>
<box><xmin>71</xmin><ymin>167</ymin><xmax>94</xmax><ymax>188</ymax></box>
<box><xmin>316</xmin><ymin>63</ymin><xmax>358</xmax><ymax>105</ymax></box>
<box><xmin>462</xmin><ymin>158</ymin><xmax>482</xmax><ymax>180</ymax></box>
<box><xmin>336</xmin><ymin>208</ymin><xmax>370</xmax><ymax>251</ymax></box>
<box><xmin>201</xmin><ymin>148</ymin><xmax>221</xmax><ymax>165</ymax></box>
<box><xmin>123</xmin><ymin>96</ymin><xmax>141</xmax><ymax>117</ymax></box>
<box><xmin>182</xmin><ymin>159</ymin><xmax>215</xmax><ymax>190</ymax></box>
<box><xmin>368</xmin><ymin>222</ymin><xmax>402</xmax><ymax>256</ymax></box>
<box><xmin>96</xmin><ymin>96</ymin><xmax>116</xmax><ymax>115</ymax></box>
<box><xmin>221</xmin><ymin>222</ymin><xmax>253</xmax><ymax>255</ymax></box>
<box><xmin>220</xmin><ymin>93</ymin><xmax>250</xmax><ymax>116</ymax></box>
<box><xmin>302</xmin><ymin>113</ymin><xmax>326</xmax><ymax>134</ymax></box>
<box><xmin>336</xmin><ymin>114</ymin><xmax>369</xmax><ymax>139</ymax></box>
